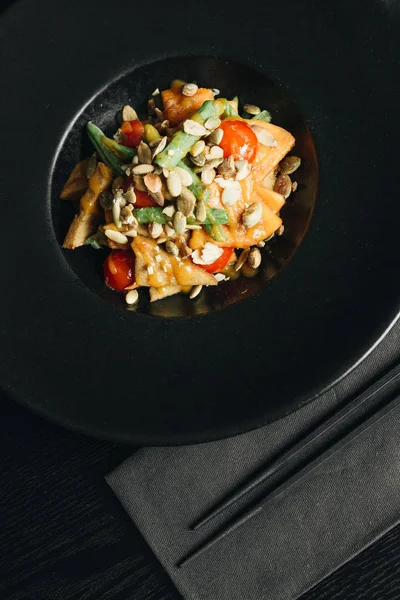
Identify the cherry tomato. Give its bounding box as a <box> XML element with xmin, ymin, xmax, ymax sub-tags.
<box><xmin>120</xmin><ymin>119</ymin><xmax>144</xmax><ymax>148</ymax></box>
<box><xmin>198</xmin><ymin>247</ymin><xmax>234</xmax><ymax>273</ymax></box>
<box><xmin>218</xmin><ymin>120</ymin><xmax>259</xmax><ymax>163</ymax></box>
<box><xmin>122</xmin><ymin>177</ymin><xmax>158</xmax><ymax>207</ymax></box>
<box><xmin>103</xmin><ymin>250</ymin><xmax>135</xmax><ymax>292</ymax></box>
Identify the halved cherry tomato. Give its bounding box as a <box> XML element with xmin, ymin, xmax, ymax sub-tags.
<box><xmin>120</xmin><ymin>119</ymin><xmax>144</xmax><ymax>148</ymax></box>
<box><xmin>103</xmin><ymin>250</ymin><xmax>135</xmax><ymax>292</ymax></box>
<box><xmin>198</xmin><ymin>247</ymin><xmax>234</xmax><ymax>273</ymax></box>
<box><xmin>122</xmin><ymin>177</ymin><xmax>158</xmax><ymax>207</ymax></box>
<box><xmin>218</xmin><ymin>120</ymin><xmax>259</xmax><ymax>163</ymax></box>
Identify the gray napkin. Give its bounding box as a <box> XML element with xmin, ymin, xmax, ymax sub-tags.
<box><xmin>106</xmin><ymin>322</ymin><xmax>400</xmax><ymax>600</ymax></box>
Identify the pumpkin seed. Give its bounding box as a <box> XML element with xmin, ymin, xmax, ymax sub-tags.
<box><xmin>183</xmin><ymin>119</ymin><xmax>208</xmax><ymax>136</ymax></box>
<box><xmin>250</xmin><ymin>124</ymin><xmax>277</xmax><ymax>147</ymax></box>
<box><xmin>167</xmin><ymin>171</ymin><xmax>182</xmax><ymax>197</ymax></box>
<box><xmin>190</xmin><ymin>153</ymin><xmax>206</xmax><ymax>167</ymax></box>
<box><xmin>274</xmin><ymin>174</ymin><xmax>292</xmax><ymax>199</ymax></box>
<box><xmin>144</xmin><ymin>172</ymin><xmax>162</xmax><ymax>194</ymax></box>
<box><xmin>234</xmin><ymin>160</ymin><xmax>251</xmax><ymax>181</ymax></box>
<box><xmin>222</xmin><ymin>186</ymin><xmax>241</xmax><ymax>207</ymax></box>
<box><xmin>218</xmin><ymin>156</ymin><xmax>235</xmax><ymax>178</ymax></box>
<box><xmin>151</xmin><ymin>136</ymin><xmax>167</xmax><ymax>159</ymax></box>
<box><xmin>165</xmin><ymin>240</ymin><xmax>179</xmax><ymax>256</ymax></box>
<box><xmin>204</xmin><ymin>116</ymin><xmax>221</xmax><ymax>131</ymax></box>
<box><xmin>137</xmin><ymin>141</ymin><xmax>152</xmax><ymax>165</ymax></box>
<box><xmin>243</xmin><ymin>202</ymin><xmax>262</xmax><ymax>228</ymax></box>
<box><xmin>279</xmin><ymin>156</ymin><xmax>301</xmax><ymax>175</ymax></box>
<box><xmin>133</xmin><ymin>174</ymin><xmax>147</xmax><ymax>191</ymax></box>
<box><xmin>173</xmin><ymin>211</ymin><xmax>187</xmax><ymax>234</ymax></box>
<box><xmin>201</xmin><ymin>168</ymin><xmax>216</xmax><ymax>186</ymax></box>
<box><xmin>132</xmin><ymin>163</ymin><xmax>154</xmax><ymax>175</ymax></box>
<box><xmin>243</xmin><ymin>103</ymin><xmax>261</xmax><ymax>115</ymax></box>
<box><xmin>208</xmin><ymin>128</ymin><xmax>224</xmax><ymax>146</ymax></box>
<box><xmin>247</xmin><ymin>247</ymin><xmax>262</xmax><ymax>268</ymax></box>
<box><xmin>86</xmin><ymin>153</ymin><xmax>97</xmax><ymax>179</ymax></box>
<box><xmin>105</xmin><ymin>229</ymin><xmax>128</xmax><ymax>244</ymax></box>
<box><xmin>196</xmin><ymin>200</ymin><xmax>206</xmax><ymax>223</ymax></box>
<box><xmin>177</xmin><ymin>187</ymin><xmax>196</xmax><ymax>216</ymax></box>
<box><xmin>148</xmin><ymin>222</ymin><xmax>163</xmax><ymax>239</ymax></box>
<box><xmin>122</xmin><ymin>105</ymin><xmax>138</xmax><ymax>122</ymax></box>
<box><xmin>235</xmin><ymin>248</ymin><xmax>251</xmax><ymax>272</ymax></box>
<box><xmin>207</xmin><ymin>145</ymin><xmax>224</xmax><ymax>160</ymax></box>
<box><xmin>190</xmin><ymin>140</ymin><xmax>205</xmax><ymax>157</ymax></box>
<box><xmin>189</xmin><ymin>285</ymin><xmax>203</xmax><ymax>299</ymax></box>
<box><xmin>125</xmin><ymin>289</ymin><xmax>139</xmax><ymax>305</ymax></box>
<box><xmin>174</xmin><ymin>166</ymin><xmax>193</xmax><ymax>187</ymax></box>
<box><xmin>182</xmin><ymin>83</ymin><xmax>198</xmax><ymax>96</ymax></box>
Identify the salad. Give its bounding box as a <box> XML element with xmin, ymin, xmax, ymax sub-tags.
<box><xmin>61</xmin><ymin>79</ymin><xmax>301</xmax><ymax>305</ymax></box>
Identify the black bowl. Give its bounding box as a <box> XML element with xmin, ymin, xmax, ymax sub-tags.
<box><xmin>0</xmin><ymin>0</ymin><xmax>399</xmax><ymax>444</ymax></box>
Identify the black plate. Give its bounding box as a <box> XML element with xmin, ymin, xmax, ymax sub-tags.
<box><xmin>1</xmin><ymin>0</ymin><xmax>399</xmax><ymax>445</ymax></box>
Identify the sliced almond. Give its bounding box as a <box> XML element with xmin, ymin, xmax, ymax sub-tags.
<box><xmin>183</xmin><ymin>119</ymin><xmax>208</xmax><ymax>136</ymax></box>
<box><xmin>122</xmin><ymin>105</ymin><xmax>138</xmax><ymax>121</ymax></box>
<box><xmin>222</xmin><ymin>186</ymin><xmax>241</xmax><ymax>207</ymax></box>
<box><xmin>243</xmin><ymin>202</ymin><xmax>262</xmax><ymax>228</ymax></box>
<box><xmin>250</xmin><ymin>124</ymin><xmax>278</xmax><ymax>147</ymax></box>
<box><xmin>144</xmin><ymin>172</ymin><xmax>162</xmax><ymax>194</ymax></box>
<box><xmin>173</xmin><ymin>166</ymin><xmax>193</xmax><ymax>187</ymax></box>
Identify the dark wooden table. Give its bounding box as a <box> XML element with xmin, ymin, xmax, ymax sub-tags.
<box><xmin>1</xmin><ymin>392</ymin><xmax>400</xmax><ymax>600</ymax></box>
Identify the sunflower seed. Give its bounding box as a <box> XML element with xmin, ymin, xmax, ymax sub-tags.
<box><xmin>190</xmin><ymin>153</ymin><xmax>206</xmax><ymax>167</ymax></box>
<box><xmin>222</xmin><ymin>186</ymin><xmax>241</xmax><ymax>207</ymax></box>
<box><xmin>152</xmin><ymin>88</ymin><xmax>160</xmax><ymax>96</ymax></box>
<box><xmin>235</xmin><ymin>248</ymin><xmax>251</xmax><ymax>271</ymax></box>
<box><xmin>212</xmin><ymin>88</ymin><xmax>220</xmax><ymax>96</ymax></box>
<box><xmin>186</xmin><ymin>224</ymin><xmax>202</xmax><ymax>230</ymax></box>
<box><xmin>133</xmin><ymin>174</ymin><xmax>147</xmax><ymax>191</ymax></box>
<box><xmin>151</xmin><ymin>136</ymin><xmax>167</xmax><ymax>159</ymax></box>
<box><xmin>104</xmin><ymin>229</ymin><xmax>128</xmax><ymax>244</ymax></box>
<box><xmin>174</xmin><ymin>166</ymin><xmax>193</xmax><ymax>187</ymax></box>
<box><xmin>177</xmin><ymin>187</ymin><xmax>196</xmax><ymax>216</ymax></box>
<box><xmin>122</xmin><ymin>105</ymin><xmax>138</xmax><ymax>122</ymax></box>
<box><xmin>190</xmin><ymin>140</ymin><xmax>205</xmax><ymax>157</ymax></box>
<box><xmin>207</xmin><ymin>145</ymin><xmax>224</xmax><ymax>160</ymax></box>
<box><xmin>250</xmin><ymin>124</ymin><xmax>277</xmax><ymax>147</ymax></box>
<box><xmin>208</xmin><ymin>128</ymin><xmax>224</xmax><ymax>146</ymax></box>
<box><xmin>124</xmin><ymin>229</ymin><xmax>138</xmax><ymax>238</ymax></box>
<box><xmin>274</xmin><ymin>174</ymin><xmax>292</xmax><ymax>199</ymax></box>
<box><xmin>189</xmin><ymin>285</ymin><xmax>203</xmax><ymax>299</ymax></box>
<box><xmin>204</xmin><ymin>116</ymin><xmax>221</xmax><ymax>131</ymax></box>
<box><xmin>235</xmin><ymin>159</ymin><xmax>251</xmax><ymax>180</ymax></box>
<box><xmin>112</xmin><ymin>202</ymin><xmax>121</xmax><ymax>228</ymax></box>
<box><xmin>196</xmin><ymin>200</ymin><xmax>207</xmax><ymax>223</ymax></box>
<box><xmin>165</xmin><ymin>240</ymin><xmax>179</xmax><ymax>256</ymax></box>
<box><xmin>243</xmin><ymin>103</ymin><xmax>261</xmax><ymax>115</ymax></box>
<box><xmin>201</xmin><ymin>168</ymin><xmax>216</xmax><ymax>186</ymax></box>
<box><xmin>162</xmin><ymin>205</ymin><xmax>175</xmax><ymax>217</ymax></box>
<box><xmin>125</xmin><ymin>289</ymin><xmax>139</xmax><ymax>305</ymax></box>
<box><xmin>182</xmin><ymin>83</ymin><xmax>198</xmax><ymax>96</ymax></box>
<box><xmin>167</xmin><ymin>171</ymin><xmax>182</xmax><ymax>197</ymax></box>
<box><xmin>148</xmin><ymin>222</ymin><xmax>163</xmax><ymax>238</ymax></box>
<box><xmin>173</xmin><ymin>211</ymin><xmax>186</xmax><ymax>234</ymax></box>
<box><xmin>183</xmin><ymin>119</ymin><xmax>208</xmax><ymax>136</ymax></box>
<box><xmin>86</xmin><ymin>152</ymin><xmax>97</xmax><ymax>179</ymax></box>
<box><xmin>243</xmin><ymin>202</ymin><xmax>262</xmax><ymax>228</ymax></box>
<box><xmin>164</xmin><ymin>224</ymin><xmax>176</xmax><ymax>238</ymax></box>
<box><xmin>131</xmin><ymin>163</ymin><xmax>154</xmax><ymax>175</ymax></box>
<box><xmin>137</xmin><ymin>141</ymin><xmax>152</xmax><ymax>164</ymax></box>
<box><xmin>144</xmin><ymin>172</ymin><xmax>162</xmax><ymax>194</ymax></box>
<box><xmin>112</xmin><ymin>176</ymin><xmax>124</xmax><ymax>194</ymax></box>
<box><xmin>292</xmin><ymin>181</ymin><xmax>298</xmax><ymax>192</ymax></box>
<box><xmin>154</xmin><ymin>107</ymin><xmax>164</xmax><ymax>121</ymax></box>
<box><xmin>216</xmin><ymin>156</ymin><xmax>234</xmax><ymax>178</ymax></box>
<box><xmin>277</xmin><ymin>224</ymin><xmax>285</xmax><ymax>236</ymax></box>
<box><xmin>149</xmin><ymin>190</ymin><xmax>164</xmax><ymax>206</ymax></box>
<box><xmin>247</xmin><ymin>247</ymin><xmax>262</xmax><ymax>268</ymax></box>
<box><xmin>280</xmin><ymin>155</ymin><xmax>301</xmax><ymax>175</ymax></box>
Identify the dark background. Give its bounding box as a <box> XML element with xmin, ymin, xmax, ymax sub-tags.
<box><xmin>2</xmin><ymin>391</ymin><xmax>400</xmax><ymax>600</ymax></box>
<box><xmin>1</xmin><ymin>1</ymin><xmax>400</xmax><ymax>598</ymax></box>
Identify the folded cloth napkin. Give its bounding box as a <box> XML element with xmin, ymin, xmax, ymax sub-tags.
<box><xmin>106</xmin><ymin>322</ymin><xmax>400</xmax><ymax>600</ymax></box>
